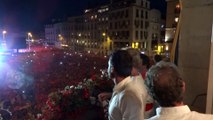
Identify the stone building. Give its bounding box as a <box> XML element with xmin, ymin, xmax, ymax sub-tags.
<box><xmin>45</xmin><ymin>0</ymin><xmax>162</xmax><ymax>56</ymax></box>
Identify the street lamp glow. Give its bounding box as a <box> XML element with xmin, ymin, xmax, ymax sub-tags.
<box><xmin>2</xmin><ymin>30</ymin><xmax>7</xmax><ymax>50</ymax></box>
<box><xmin>28</xmin><ymin>32</ymin><xmax>32</xmax><ymax>37</ymax></box>
<box><xmin>166</xmin><ymin>45</ymin><xmax>169</xmax><ymax>51</ymax></box>
<box><xmin>2</xmin><ymin>31</ymin><xmax>7</xmax><ymax>34</ymax></box>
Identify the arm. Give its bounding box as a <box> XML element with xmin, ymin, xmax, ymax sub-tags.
<box><xmin>98</xmin><ymin>92</ymin><xmax>112</xmax><ymax>102</ymax></box>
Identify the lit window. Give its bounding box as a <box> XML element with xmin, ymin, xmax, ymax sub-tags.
<box><xmin>132</xmin><ymin>43</ymin><xmax>135</xmax><ymax>48</ymax></box>
<box><xmin>175</xmin><ymin>17</ymin><xmax>179</xmax><ymax>22</ymax></box>
<box><xmin>166</xmin><ymin>45</ymin><xmax>169</xmax><ymax>51</ymax></box>
<box><xmin>135</xmin><ymin>42</ymin><xmax>139</xmax><ymax>48</ymax></box>
<box><xmin>176</xmin><ymin>4</ymin><xmax>180</xmax><ymax>9</ymax></box>
<box><xmin>85</xmin><ymin>9</ymin><xmax>90</xmax><ymax>13</ymax></box>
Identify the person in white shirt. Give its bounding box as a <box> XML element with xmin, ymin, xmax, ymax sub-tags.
<box><xmin>145</xmin><ymin>61</ymin><xmax>213</xmax><ymax>120</ymax></box>
<box><xmin>107</xmin><ymin>50</ymin><xmax>147</xmax><ymax>120</ymax></box>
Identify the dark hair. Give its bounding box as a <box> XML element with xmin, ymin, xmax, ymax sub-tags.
<box><xmin>140</xmin><ymin>54</ymin><xmax>150</xmax><ymax>69</ymax></box>
<box><xmin>145</xmin><ymin>61</ymin><xmax>184</xmax><ymax>107</ymax></box>
<box><xmin>154</xmin><ymin>55</ymin><xmax>162</xmax><ymax>63</ymax></box>
<box><xmin>109</xmin><ymin>50</ymin><xmax>132</xmax><ymax>78</ymax></box>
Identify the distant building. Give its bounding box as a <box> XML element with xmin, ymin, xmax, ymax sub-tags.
<box><xmin>165</xmin><ymin>0</ymin><xmax>180</xmax><ymax>54</ymax></box>
<box><xmin>149</xmin><ymin>9</ymin><xmax>162</xmax><ymax>55</ymax></box>
<box><xmin>45</xmin><ymin>0</ymin><xmax>163</xmax><ymax>56</ymax></box>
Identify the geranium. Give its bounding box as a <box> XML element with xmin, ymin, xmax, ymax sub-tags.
<box><xmin>37</xmin><ymin>71</ymin><xmax>113</xmax><ymax>120</ymax></box>
<box><xmin>37</xmin><ymin>84</ymin><xmax>91</xmax><ymax>120</ymax></box>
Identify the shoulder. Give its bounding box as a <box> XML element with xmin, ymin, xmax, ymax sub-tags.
<box><xmin>126</xmin><ymin>76</ymin><xmax>148</xmax><ymax>97</ymax></box>
<box><xmin>118</xmin><ymin>90</ymin><xmax>142</xmax><ymax>107</ymax></box>
<box><xmin>190</xmin><ymin>111</ymin><xmax>213</xmax><ymax>119</ymax></box>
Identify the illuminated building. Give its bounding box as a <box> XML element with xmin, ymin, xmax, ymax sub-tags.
<box><xmin>165</xmin><ymin>0</ymin><xmax>180</xmax><ymax>54</ymax></box>
<box><xmin>45</xmin><ymin>0</ymin><xmax>162</xmax><ymax>56</ymax></box>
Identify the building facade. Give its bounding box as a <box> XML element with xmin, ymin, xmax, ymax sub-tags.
<box><xmin>45</xmin><ymin>0</ymin><xmax>162</xmax><ymax>56</ymax></box>
<box><xmin>165</xmin><ymin>0</ymin><xmax>180</xmax><ymax>55</ymax></box>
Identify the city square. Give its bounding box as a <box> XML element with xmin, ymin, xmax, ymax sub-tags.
<box><xmin>0</xmin><ymin>0</ymin><xmax>213</xmax><ymax>119</ymax></box>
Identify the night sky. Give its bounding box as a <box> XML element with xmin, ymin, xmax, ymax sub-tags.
<box><xmin>0</xmin><ymin>0</ymin><xmax>166</xmax><ymax>32</ymax></box>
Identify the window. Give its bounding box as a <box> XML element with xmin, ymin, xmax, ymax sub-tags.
<box><xmin>115</xmin><ymin>22</ymin><xmax>118</xmax><ymax>29</ymax></box>
<box><xmin>145</xmin><ymin>11</ymin><xmax>148</xmax><ymax>19</ymax></box>
<box><xmin>143</xmin><ymin>41</ymin><xmax>147</xmax><ymax>48</ymax></box>
<box><xmin>135</xmin><ymin>20</ymin><xmax>140</xmax><ymax>28</ymax></box>
<box><xmin>152</xmin><ymin>33</ymin><xmax>158</xmax><ymax>40</ymax></box>
<box><xmin>110</xmin><ymin>22</ymin><xmax>113</xmax><ymax>29</ymax></box>
<box><xmin>126</xmin><ymin>20</ymin><xmax>130</xmax><ymax>26</ymax></box>
<box><xmin>126</xmin><ymin>31</ymin><xmax>129</xmax><ymax>39</ymax></box>
<box><xmin>144</xmin><ymin>31</ymin><xmax>148</xmax><ymax>39</ymax></box>
<box><xmin>125</xmin><ymin>9</ymin><xmax>129</xmax><ymax>18</ymax></box>
<box><xmin>136</xmin><ymin>9</ymin><xmax>139</xmax><ymax>18</ymax></box>
<box><xmin>175</xmin><ymin>4</ymin><xmax>180</xmax><ymax>14</ymax></box>
<box><xmin>141</xmin><ymin>10</ymin><xmax>144</xmax><ymax>18</ymax></box>
<box><xmin>145</xmin><ymin>2</ymin><xmax>148</xmax><ymax>8</ymax></box>
<box><xmin>135</xmin><ymin>31</ymin><xmax>138</xmax><ymax>39</ymax></box>
<box><xmin>121</xmin><ymin>10</ymin><xmax>124</xmax><ymax>18</ymax></box>
<box><xmin>145</xmin><ymin>21</ymin><xmax>149</xmax><ymax>29</ymax></box>
<box><xmin>117</xmin><ymin>11</ymin><xmax>121</xmax><ymax>18</ymax></box>
<box><xmin>140</xmin><ymin>31</ymin><xmax>143</xmax><ymax>39</ymax></box>
<box><xmin>141</xmin><ymin>20</ymin><xmax>143</xmax><ymax>29</ymax></box>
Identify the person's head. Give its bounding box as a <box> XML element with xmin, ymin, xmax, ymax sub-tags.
<box><xmin>126</xmin><ymin>48</ymin><xmax>142</xmax><ymax>70</ymax></box>
<box><xmin>121</xmin><ymin>48</ymin><xmax>142</xmax><ymax>75</ymax></box>
<box><xmin>108</xmin><ymin>50</ymin><xmax>133</xmax><ymax>83</ymax></box>
<box><xmin>153</xmin><ymin>54</ymin><xmax>162</xmax><ymax>63</ymax></box>
<box><xmin>140</xmin><ymin>54</ymin><xmax>150</xmax><ymax>69</ymax></box>
<box><xmin>145</xmin><ymin>61</ymin><xmax>184</xmax><ymax>107</ymax></box>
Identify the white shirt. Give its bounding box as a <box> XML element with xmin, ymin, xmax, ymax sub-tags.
<box><xmin>147</xmin><ymin>105</ymin><xmax>213</xmax><ymax>120</ymax></box>
<box><xmin>108</xmin><ymin>75</ymin><xmax>148</xmax><ymax>120</ymax></box>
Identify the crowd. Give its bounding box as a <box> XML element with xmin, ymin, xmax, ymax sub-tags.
<box><xmin>0</xmin><ymin>46</ymin><xmax>212</xmax><ymax>120</ymax></box>
<box><xmin>0</xmin><ymin>47</ymin><xmax>111</xmax><ymax>119</ymax></box>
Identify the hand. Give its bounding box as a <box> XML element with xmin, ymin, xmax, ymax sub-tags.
<box><xmin>98</xmin><ymin>92</ymin><xmax>112</xmax><ymax>102</ymax></box>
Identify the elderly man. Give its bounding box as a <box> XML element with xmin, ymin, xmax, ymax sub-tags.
<box><xmin>145</xmin><ymin>61</ymin><xmax>213</xmax><ymax>120</ymax></box>
<box><xmin>107</xmin><ymin>50</ymin><xmax>147</xmax><ymax>120</ymax></box>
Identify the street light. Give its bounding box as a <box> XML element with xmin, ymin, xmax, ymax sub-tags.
<box><xmin>78</xmin><ymin>33</ymin><xmax>81</xmax><ymax>37</ymax></box>
<box><xmin>27</xmin><ymin>32</ymin><xmax>33</xmax><ymax>50</ymax></box>
<box><xmin>102</xmin><ymin>32</ymin><xmax>109</xmax><ymax>56</ymax></box>
<box><xmin>28</xmin><ymin>32</ymin><xmax>32</xmax><ymax>40</ymax></box>
<box><xmin>58</xmin><ymin>34</ymin><xmax>63</xmax><ymax>41</ymax></box>
<box><xmin>2</xmin><ymin>30</ymin><xmax>7</xmax><ymax>49</ymax></box>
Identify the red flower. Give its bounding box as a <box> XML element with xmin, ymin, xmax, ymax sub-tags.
<box><xmin>83</xmin><ymin>88</ymin><xmax>90</xmax><ymax>99</ymax></box>
<box><xmin>91</xmin><ymin>75</ymin><xmax>97</xmax><ymax>81</ymax></box>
